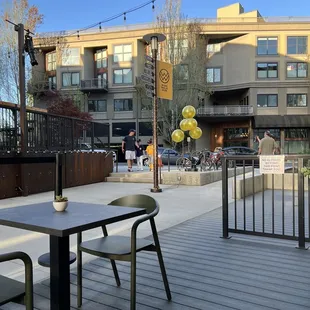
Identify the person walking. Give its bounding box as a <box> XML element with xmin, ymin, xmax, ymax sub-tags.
<box><xmin>136</xmin><ymin>139</ymin><xmax>144</xmax><ymax>171</ymax></box>
<box><xmin>258</xmin><ymin>131</ymin><xmax>278</xmax><ymax>155</ymax></box>
<box><xmin>122</xmin><ymin>129</ymin><xmax>139</xmax><ymax>172</ymax></box>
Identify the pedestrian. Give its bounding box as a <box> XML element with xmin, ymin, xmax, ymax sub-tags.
<box><xmin>136</xmin><ymin>139</ymin><xmax>144</xmax><ymax>171</ymax></box>
<box><xmin>146</xmin><ymin>139</ymin><xmax>154</xmax><ymax>171</ymax></box>
<box><xmin>122</xmin><ymin>129</ymin><xmax>139</xmax><ymax>172</ymax></box>
<box><xmin>258</xmin><ymin>131</ymin><xmax>278</xmax><ymax>155</ymax></box>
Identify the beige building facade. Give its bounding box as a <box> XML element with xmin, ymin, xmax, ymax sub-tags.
<box><xmin>32</xmin><ymin>2</ymin><xmax>310</xmax><ymax>154</ymax></box>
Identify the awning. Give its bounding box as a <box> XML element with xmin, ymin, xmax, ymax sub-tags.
<box><xmin>254</xmin><ymin>115</ymin><xmax>310</xmax><ymax>128</ymax></box>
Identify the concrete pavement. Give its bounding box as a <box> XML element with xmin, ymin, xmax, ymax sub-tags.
<box><xmin>0</xmin><ymin>174</ymin><xmax>235</xmax><ymax>284</ymax></box>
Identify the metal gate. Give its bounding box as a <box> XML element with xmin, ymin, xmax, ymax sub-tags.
<box><xmin>222</xmin><ymin>155</ymin><xmax>310</xmax><ymax>248</ymax></box>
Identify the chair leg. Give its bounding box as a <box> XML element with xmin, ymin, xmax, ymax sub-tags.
<box><xmin>102</xmin><ymin>225</ymin><xmax>121</xmax><ymax>287</ymax></box>
<box><xmin>150</xmin><ymin>219</ymin><xmax>172</xmax><ymax>301</ymax></box>
<box><xmin>77</xmin><ymin>233</ymin><xmax>82</xmax><ymax>307</ymax></box>
<box><xmin>110</xmin><ymin>259</ymin><xmax>121</xmax><ymax>286</ymax></box>
<box><xmin>130</xmin><ymin>252</ymin><xmax>137</xmax><ymax>310</ymax></box>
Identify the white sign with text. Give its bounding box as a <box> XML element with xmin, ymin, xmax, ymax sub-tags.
<box><xmin>259</xmin><ymin>155</ymin><xmax>285</xmax><ymax>174</ymax></box>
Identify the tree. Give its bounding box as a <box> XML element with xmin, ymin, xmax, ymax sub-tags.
<box><xmin>136</xmin><ymin>0</ymin><xmax>209</xmax><ymax>146</ymax></box>
<box><xmin>0</xmin><ymin>0</ymin><xmax>43</xmax><ymax>104</ymax></box>
<box><xmin>47</xmin><ymin>92</ymin><xmax>92</xmax><ymax>121</ymax></box>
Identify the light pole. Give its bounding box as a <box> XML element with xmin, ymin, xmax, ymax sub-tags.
<box><xmin>143</xmin><ymin>33</ymin><xmax>166</xmax><ymax>193</ymax></box>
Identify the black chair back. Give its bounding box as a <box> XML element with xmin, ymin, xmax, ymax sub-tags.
<box><xmin>109</xmin><ymin>194</ymin><xmax>158</xmax><ymax>215</ymax></box>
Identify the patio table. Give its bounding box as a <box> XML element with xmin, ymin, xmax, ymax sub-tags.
<box><xmin>0</xmin><ymin>201</ymin><xmax>146</xmax><ymax>310</ymax></box>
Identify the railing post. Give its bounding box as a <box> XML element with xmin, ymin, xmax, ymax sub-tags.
<box><xmin>222</xmin><ymin>157</ymin><xmax>229</xmax><ymax>238</ymax></box>
<box><xmin>55</xmin><ymin>153</ymin><xmax>63</xmax><ymax>199</ymax></box>
<box><xmin>168</xmin><ymin>151</ymin><xmax>170</xmax><ymax>172</ymax></box>
<box><xmin>297</xmin><ymin>158</ymin><xmax>306</xmax><ymax>249</ymax></box>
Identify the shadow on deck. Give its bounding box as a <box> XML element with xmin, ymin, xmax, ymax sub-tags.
<box><xmin>3</xmin><ymin>206</ymin><xmax>310</xmax><ymax>310</ymax></box>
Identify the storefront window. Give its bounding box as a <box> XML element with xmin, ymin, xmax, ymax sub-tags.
<box><xmin>223</xmin><ymin>128</ymin><xmax>249</xmax><ymax>147</ymax></box>
<box><xmin>284</xmin><ymin>129</ymin><xmax>309</xmax><ymax>154</ymax></box>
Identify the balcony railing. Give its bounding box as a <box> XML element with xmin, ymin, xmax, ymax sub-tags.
<box><xmin>27</xmin><ymin>81</ymin><xmax>57</xmax><ymax>94</ymax></box>
<box><xmin>197</xmin><ymin>105</ymin><xmax>253</xmax><ymax>116</ymax></box>
<box><xmin>80</xmin><ymin>78</ymin><xmax>108</xmax><ymax>91</ymax></box>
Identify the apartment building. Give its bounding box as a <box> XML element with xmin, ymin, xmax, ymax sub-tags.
<box><xmin>31</xmin><ymin>2</ymin><xmax>310</xmax><ymax>153</ymax></box>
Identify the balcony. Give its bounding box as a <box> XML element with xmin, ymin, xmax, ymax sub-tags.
<box><xmin>197</xmin><ymin>105</ymin><xmax>253</xmax><ymax>116</ymax></box>
<box><xmin>80</xmin><ymin>78</ymin><xmax>108</xmax><ymax>92</ymax></box>
<box><xmin>27</xmin><ymin>81</ymin><xmax>57</xmax><ymax>95</ymax></box>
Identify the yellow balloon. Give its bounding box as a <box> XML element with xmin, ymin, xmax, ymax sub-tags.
<box><xmin>186</xmin><ymin>118</ymin><xmax>198</xmax><ymax>131</ymax></box>
<box><xmin>180</xmin><ymin>119</ymin><xmax>190</xmax><ymax>131</ymax></box>
<box><xmin>171</xmin><ymin>129</ymin><xmax>185</xmax><ymax>143</ymax></box>
<box><xmin>182</xmin><ymin>105</ymin><xmax>196</xmax><ymax>119</ymax></box>
<box><xmin>189</xmin><ymin>127</ymin><xmax>202</xmax><ymax>140</ymax></box>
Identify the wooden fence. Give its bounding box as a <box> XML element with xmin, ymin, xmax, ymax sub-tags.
<box><xmin>0</xmin><ymin>152</ymin><xmax>113</xmax><ymax>199</ymax></box>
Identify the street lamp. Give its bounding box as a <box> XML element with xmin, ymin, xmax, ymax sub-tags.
<box><xmin>143</xmin><ymin>33</ymin><xmax>166</xmax><ymax>193</ymax></box>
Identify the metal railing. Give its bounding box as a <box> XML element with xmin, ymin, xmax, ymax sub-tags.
<box><xmin>0</xmin><ymin>102</ymin><xmax>109</xmax><ymax>153</ymax></box>
<box><xmin>80</xmin><ymin>78</ymin><xmax>108</xmax><ymax>91</ymax></box>
<box><xmin>197</xmin><ymin>105</ymin><xmax>253</xmax><ymax>116</ymax></box>
<box><xmin>222</xmin><ymin>155</ymin><xmax>310</xmax><ymax>248</ymax></box>
<box><xmin>37</xmin><ymin>16</ymin><xmax>310</xmax><ymax>37</ymax></box>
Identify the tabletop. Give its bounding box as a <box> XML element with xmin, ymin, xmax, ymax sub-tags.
<box><xmin>0</xmin><ymin>202</ymin><xmax>146</xmax><ymax>237</ymax></box>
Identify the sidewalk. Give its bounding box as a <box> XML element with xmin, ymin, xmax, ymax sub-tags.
<box><xmin>0</xmin><ymin>177</ymin><xmax>232</xmax><ymax>284</ymax></box>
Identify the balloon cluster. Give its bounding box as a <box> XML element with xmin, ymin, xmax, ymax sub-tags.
<box><xmin>171</xmin><ymin>105</ymin><xmax>202</xmax><ymax>143</ymax></box>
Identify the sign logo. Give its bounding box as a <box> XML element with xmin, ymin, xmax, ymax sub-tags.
<box><xmin>156</xmin><ymin>61</ymin><xmax>173</xmax><ymax>100</ymax></box>
<box><xmin>159</xmin><ymin>69</ymin><xmax>170</xmax><ymax>84</ymax></box>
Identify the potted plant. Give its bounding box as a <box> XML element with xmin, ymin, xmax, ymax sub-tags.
<box><xmin>53</xmin><ymin>196</ymin><xmax>69</xmax><ymax>212</ymax></box>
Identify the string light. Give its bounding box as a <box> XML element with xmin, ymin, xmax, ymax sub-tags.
<box><xmin>77</xmin><ymin>30</ymin><xmax>80</xmax><ymax>39</ymax></box>
<box><xmin>70</xmin><ymin>0</ymin><xmax>156</xmax><ymax>37</ymax></box>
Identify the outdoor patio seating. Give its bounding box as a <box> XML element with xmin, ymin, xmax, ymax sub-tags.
<box><xmin>0</xmin><ymin>251</ymin><xmax>33</xmax><ymax>310</ymax></box>
<box><xmin>76</xmin><ymin>194</ymin><xmax>172</xmax><ymax>310</ymax></box>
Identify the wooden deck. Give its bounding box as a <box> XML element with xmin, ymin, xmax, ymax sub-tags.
<box><xmin>2</xmin><ymin>205</ymin><xmax>310</xmax><ymax>310</ymax></box>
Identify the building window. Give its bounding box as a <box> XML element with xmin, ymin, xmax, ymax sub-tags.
<box><xmin>97</xmin><ymin>73</ymin><xmax>107</xmax><ymax>87</ymax></box>
<box><xmin>112</xmin><ymin>122</ymin><xmax>135</xmax><ymax>137</ymax></box>
<box><xmin>286</xmin><ymin>62</ymin><xmax>307</xmax><ymax>78</ymax></box>
<box><xmin>206</xmin><ymin>67</ymin><xmax>221</xmax><ymax>83</ymax></box>
<box><xmin>62</xmin><ymin>72</ymin><xmax>80</xmax><ymax>87</ymax></box>
<box><xmin>114</xmin><ymin>99</ymin><xmax>133</xmax><ymax>112</ymax></box>
<box><xmin>257</xmin><ymin>94</ymin><xmax>278</xmax><ymax>107</ymax></box>
<box><xmin>257</xmin><ymin>37</ymin><xmax>278</xmax><ymax>55</ymax></box>
<box><xmin>257</xmin><ymin>63</ymin><xmax>278</xmax><ymax>78</ymax></box>
<box><xmin>287</xmin><ymin>94</ymin><xmax>307</xmax><ymax>107</ymax></box>
<box><xmin>287</xmin><ymin>36</ymin><xmax>307</xmax><ymax>54</ymax></box>
<box><xmin>96</xmin><ymin>49</ymin><xmax>107</xmax><ymax>68</ymax></box>
<box><xmin>206</xmin><ymin>43</ymin><xmax>221</xmax><ymax>54</ymax></box>
<box><xmin>46</xmin><ymin>52</ymin><xmax>56</xmax><ymax>71</ymax></box>
<box><xmin>48</xmin><ymin>76</ymin><xmax>56</xmax><ymax>89</ymax></box>
<box><xmin>113</xmin><ymin>44</ymin><xmax>132</xmax><ymax>62</ymax></box>
<box><xmin>285</xmin><ymin>129</ymin><xmax>309</xmax><ymax>154</ymax></box>
<box><xmin>88</xmin><ymin>100</ymin><xmax>107</xmax><ymax>112</ymax></box>
<box><xmin>177</xmin><ymin>64</ymin><xmax>189</xmax><ymax>80</ymax></box>
<box><xmin>113</xmin><ymin>69</ymin><xmax>132</xmax><ymax>84</ymax></box>
<box><xmin>139</xmin><ymin>122</ymin><xmax>153</xmax><ymax>136</ymax></box>
<box><xmin>61</xmin><ymin>48</ymin><xmax>80</xmax><ymax>66</ymax></box>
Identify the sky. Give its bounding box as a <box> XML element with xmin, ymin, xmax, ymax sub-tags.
<box><xmin>2</xmin><ymin>0</ymin><xmax>310</xmax><ymax>33</ymax></box>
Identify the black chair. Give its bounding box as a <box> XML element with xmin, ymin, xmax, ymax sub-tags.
<box><xmin>0</xmin><ymin>251</ymin><xmax>33</xmax><ymax>310</ymax></box>
<box><xmin>77</xmin><ymin>194</ymin><xmax>171</xmax><ymax>310</ymax></box>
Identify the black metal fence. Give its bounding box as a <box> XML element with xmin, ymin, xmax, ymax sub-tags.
<box><xmin>0</xmin><ymin>103</ymin><xmax>110</xmax><ymax>152</ymax></box>
<box><xmin>222</xmin><ymin>155</ymin><xmax>310</xmax><ymax>248</ymax></box>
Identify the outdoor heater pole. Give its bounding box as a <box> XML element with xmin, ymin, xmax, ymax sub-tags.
<box><xmin>15</xmin><ymin>23</ymin><xmax>27</xmax><ymax>154</ymax></box>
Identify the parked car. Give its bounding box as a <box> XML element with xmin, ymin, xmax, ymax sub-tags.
<box><xmin>79</xmin><ymin>143</ymin><xmax>116</xmax><ymax>162</ymax></box>
<box><xmin>142</xmin><ymin>147</ymin><xmax>189</xmax><ymax>166</ymax></box>
<box><xmin>222</xmin><ymin>146</ymin><xmax>259</xmax><ymax>167</ymax></box>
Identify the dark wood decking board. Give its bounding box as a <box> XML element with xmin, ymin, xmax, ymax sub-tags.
<box><xmin>2</xmin><ymin>205</ymin><xmax>310</xmax><ymax>310</ymax></box>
